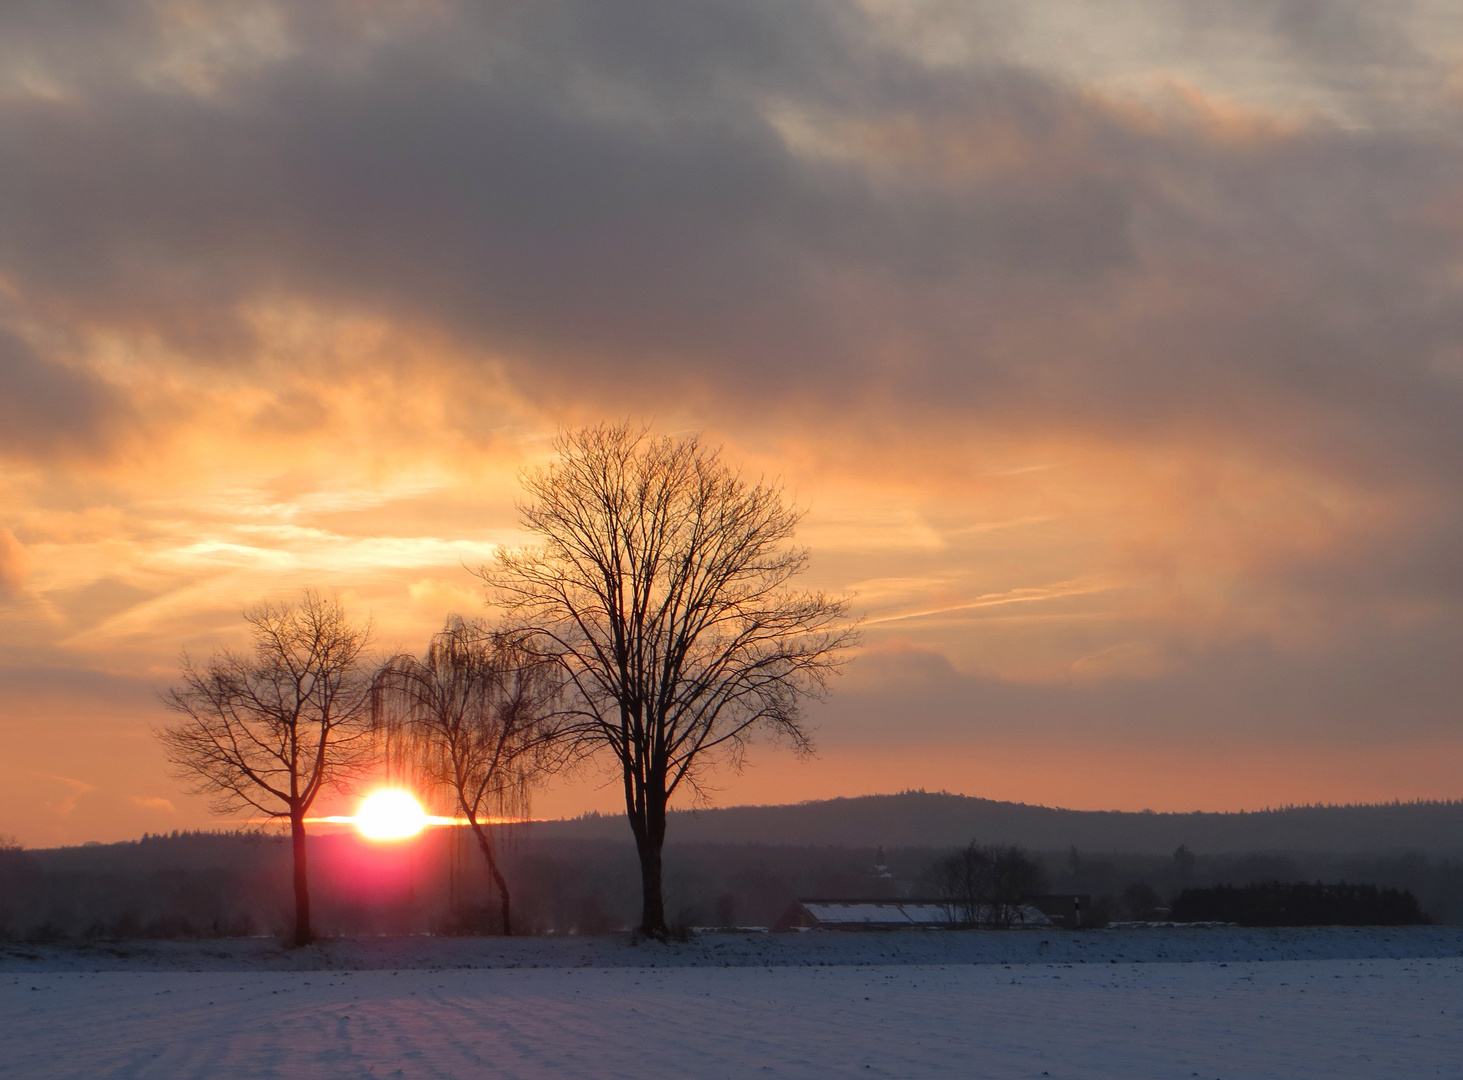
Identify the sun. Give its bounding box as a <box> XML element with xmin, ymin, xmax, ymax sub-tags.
<box><xmin>356</xmin><ymin>790</ymin><xmax>428</xmax><ymax>841</ymax></box>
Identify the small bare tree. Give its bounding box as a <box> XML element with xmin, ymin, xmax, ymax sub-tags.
<box><xmin>931</xmin><ymin>842</ymin><xmax>988</xmax><ymax>927</ymax></box>
<box><xmin>372</xmin><ymin>618</ymin><xmax>562</xmax><ymax>935</ymax></box>
<box><xmin>931</xmin><ymin>841</ymin><xmax>1046</xmax><ymax>929</ymax></box>
<box><xmin>485</xmin><ymin>424</ymin><xmax>857</xmax><ymax>938</ymax></box>
<box><xmin>158</xmin><ymin>591</ymin><xmax>372</xmax><ymax>946</ymax></box>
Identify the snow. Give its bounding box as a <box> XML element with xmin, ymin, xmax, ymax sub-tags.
<box><xmin>4</xmin><ymin>924</ymin><xmax>1460</xmax><ymax>972</ymax></box>
<box><xmin>797</xmin><ymin>901</ymin><xmax>1052</xmax><ymax>927</ymax></box>
<box><xmin>803</xmin><ymin>900</ymin><xmax>949</xmax><ymax>924</ymax></box>
<box><xmin>3</xmin><ymin>928</ymin><xmax>1461</xmax><ymax>1078</ymax></box>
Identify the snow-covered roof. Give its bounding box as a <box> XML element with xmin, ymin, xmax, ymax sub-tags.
<box><xmin>797</xmin><ymin>901</ymin><xmax>1052</xmax><ymax>927</ymax></box>
<box><xmin>802</xmin><ymin>902</ymin><xmax>949</xmax><ymax>925</ymax></box>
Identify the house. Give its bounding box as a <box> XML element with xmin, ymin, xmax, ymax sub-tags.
<box><xmin>773</xmin><ymin>898</ymin><xmax>1054</xmax><ymax>932</ymax></box>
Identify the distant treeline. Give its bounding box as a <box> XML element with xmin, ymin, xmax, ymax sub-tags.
<box><xmin>1170</xmin><ymin>882</ymin><xmax>1429</xmax><ymax>927</ymax></box>
<box><xmin>2</xmin><ymin>828</ymin><xmax>1461</xmax><ymax>941</ymax></box>
<box><xmin>1051</xmin><ymin>846</ymin><xmax>1463</xmax><ymax>926</ymax></box>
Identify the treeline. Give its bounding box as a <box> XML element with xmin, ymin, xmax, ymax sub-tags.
<box><xmin>1049</xmin><ymin>846</ymin><xmax>1460</xmax><ymax>925</ymax></box>
<box><xmin>0</xmin><ymin>832</ymin><xmax>880</xmax><ymax>941</ymax></box>
<box><xmin>2</xmin><ymin>831</ymin><xmax>1458</xmax><ymax>941</ymax></box>
<box><xmin>0</xmin><ymin>832</ymin><xmax>278</xmax><ymax>941</ymax></box>
<box><xmin>1170</xmin><ymin>882</ymin><xmax>1428</xmax><ymax>926</ymax></box>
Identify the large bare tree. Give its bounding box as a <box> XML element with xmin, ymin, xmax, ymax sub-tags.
<box><xmin>158</xmin><ymin>591</ymin><xmax>372</xmax><ymax>947</ymax></box>
<box><xmin>372</xmin><ymin>618</ymin><xmax>562</xmax><ymax>935</ymax></box>
<box><xmin>485</xmin><ymin>424</ymin><xmax>857</xmax><ymax>938</ymax></box>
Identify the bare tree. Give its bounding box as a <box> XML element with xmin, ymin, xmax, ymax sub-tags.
<box><xmin>931</xmin><ymin>841</ymin><xmax>1046</xmax><ymax>929</ymax></box>
<box><xmin>931</xmin><ymin>842</ymin><xmax>989</xmax><ymax>927</ymax></box>
<box><xmin>157</xmin><ymin>591</ymin><xmax>372</xmax><ymax>946</ymax></box>
<box><xmin>372</xmin><ymin>618</ymin><xmax>562</xmax><ymax>935</ymax></box>
<box><xmin>484</xmin><ymin>424</ymin><xmax>857</xmax><ymax>938</ymax></box>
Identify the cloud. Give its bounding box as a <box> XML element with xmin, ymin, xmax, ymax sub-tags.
<box><xmin>823</xmin><ymin>622</ymin><xmax>1463</xmax><ymax>748</ymax></box>
<box><xmin>0</xmin><ymin>329</ymin><xmax>126</xmax><ymax>458</ymax></box>
<box><xmin>0</xmin><ymin>2</ymin><xmax>1456</xmax><ymax>564</ymax></box>
<box><xmin>39</xmin><ymin>773</ymin><xmax>99</xmax><ymax>817</ymax></box>
<box><xmin>0</xmin><ymin>530</ymin><xmax>27</xmax><ymax>598</ymax></box>
<box><xmin>130</xmin><ymin>795</ymin><xmax>175</xmax><ymax>813</ymax></box>
<box><xmin>0</xmin><ymin>1</ymin><xmax>1457</xmax><ymax>472</ymax></box>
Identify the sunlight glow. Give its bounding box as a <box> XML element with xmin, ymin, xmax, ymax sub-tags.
<box><xmin>355</xmin><ymin>790</ymin><xmax>429</xmax><ymax>841</ymax></box>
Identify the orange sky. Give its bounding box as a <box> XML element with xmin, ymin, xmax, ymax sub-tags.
<box><xmin>3</xmin><ymin>1</ymin><xmax>1463</xmax><ymax>846</ymax></box>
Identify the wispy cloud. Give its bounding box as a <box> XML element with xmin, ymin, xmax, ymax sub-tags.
<box><xmin>864</xmin><ymin>579</ymin><xmax>1122</xmax><ymax>627</ymax></box>
<box><xmin>38</xmin><ymin>774</ymin><xmax>99</xmax><ymax>817</ymax></box>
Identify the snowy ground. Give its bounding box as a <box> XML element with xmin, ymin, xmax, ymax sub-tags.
<box><xmin>5</xmin><ymin>924</ymin><xmax>1462</xmax><ymax>972</ymax></box>
<box><xmin>4</xmin><ymin>929</ymin><xmax>1461</xmax><ymax>1078</ymax></box>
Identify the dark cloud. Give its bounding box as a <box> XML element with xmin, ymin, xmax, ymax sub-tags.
<box><xmin>0</xmin><ymin>2</ymin><xmax>1459</xmax><ymax>455</ymax></box>
<box><xmin>1218</xmin><ymin>0</ymin><xmax>1429</xmax><ymax>81</ymax></box>
<box><xmin>0</xmin><ymin>329</ymin><xmax>125</xmax><ymax>457</ymax></box>
<box><xmin>0</xmin><ymin>3</ymin><xmax>1168</xmax><ymax>400</ymax></box>
<box><xmin>0</xmin><ymin>530</ymin><xmax>26</xmax><ymax>599</ymax></box>
<box><xmin>822</xmin><ymin>624</ymin><xmax>1463</xmax><ymax>747</ymax></box>
<box><xmin>0</xmin><ymin>661</ymin><xmax>157</xmax><ymax>709</ymax></box>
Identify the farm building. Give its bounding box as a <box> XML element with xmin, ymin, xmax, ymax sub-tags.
<box><xmin>774</xmin><ymin>899</ymin><xmax>1055</xmax><ymax>931</ymax></box>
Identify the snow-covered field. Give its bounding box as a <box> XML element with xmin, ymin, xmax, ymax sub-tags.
<box><xmin>4</xmin><ymin>928</ymin><xmax>1461</xmax><ymax>1078</ymax></box>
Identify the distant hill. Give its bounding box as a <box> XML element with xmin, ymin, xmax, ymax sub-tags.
<box><xmin>530</xmin><ymin>791</ymin><xmax>1463</xmax><ymax>855</ymax></box>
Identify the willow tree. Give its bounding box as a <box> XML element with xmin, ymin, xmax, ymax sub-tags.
<box><xmin>485</xmin><ymin>424</ymin><xmax>857</xmax><ymax>938</ymax></box>
<box><xmin>372</xmin><ymin>618</ymin><xmax>562</xmax><ymax>935</ymax></box>
<box><xmin>158</xmin><ymin>591</ymin><xmax>373</xmax><ymax>947</ymax></box>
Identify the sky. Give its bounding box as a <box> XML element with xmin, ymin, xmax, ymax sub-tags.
<box><xmin>4</xmin><ymin>0</ymin><xmax>1463</xmax><ymax>846</ymax></box>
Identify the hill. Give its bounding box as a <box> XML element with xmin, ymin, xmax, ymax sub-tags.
<box><xmin>531</xmin><ymin>791</ymin><xmax>1463</xmax><ymax>854</ymax></box>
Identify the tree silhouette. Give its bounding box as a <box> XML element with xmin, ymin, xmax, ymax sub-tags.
<box><xmin>931</xmin><ymin>841</ymin><xmax>1046</xmax><ymax>928</ymax></box>
<box><xmin>485</xmin><ymin>424</ymin><xmax>857</xmax><ymax>938</ymax></box>
<box><xmin>372</xmin><ymin>618</ymin><xmax>563</xmax><ymax>935</ymax></box>
<box><xmin>158</xmin><ymin>591</ymin><xmax>372</xmax><ymax>947</ymax></box>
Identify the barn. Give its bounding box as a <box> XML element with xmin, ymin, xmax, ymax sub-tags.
<box><xmin>773</xmin><ymin>899</ymin><xmax>1055</xmax><ymax>931</ymax></box>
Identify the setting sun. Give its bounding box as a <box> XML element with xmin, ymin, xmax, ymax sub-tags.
<box><xmin>355</xmin><ymin>790</ymin><xmax>428</xmax><ymax>841</ymax></box>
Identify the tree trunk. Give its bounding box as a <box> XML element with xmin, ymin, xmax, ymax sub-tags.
<box><xmin>469</xmin><ymin>821</ymin><xmax>512</xmax><ymax>936</ymax></box>
<box><xmin>631</xmin><ymin>792</ymin><xmax>669</xmax><ymax>938</ymax></box>
<box><xmin>289</xmin><ymin>810</ymin><xmax>313</xmax><ymax>947</ymax></box>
